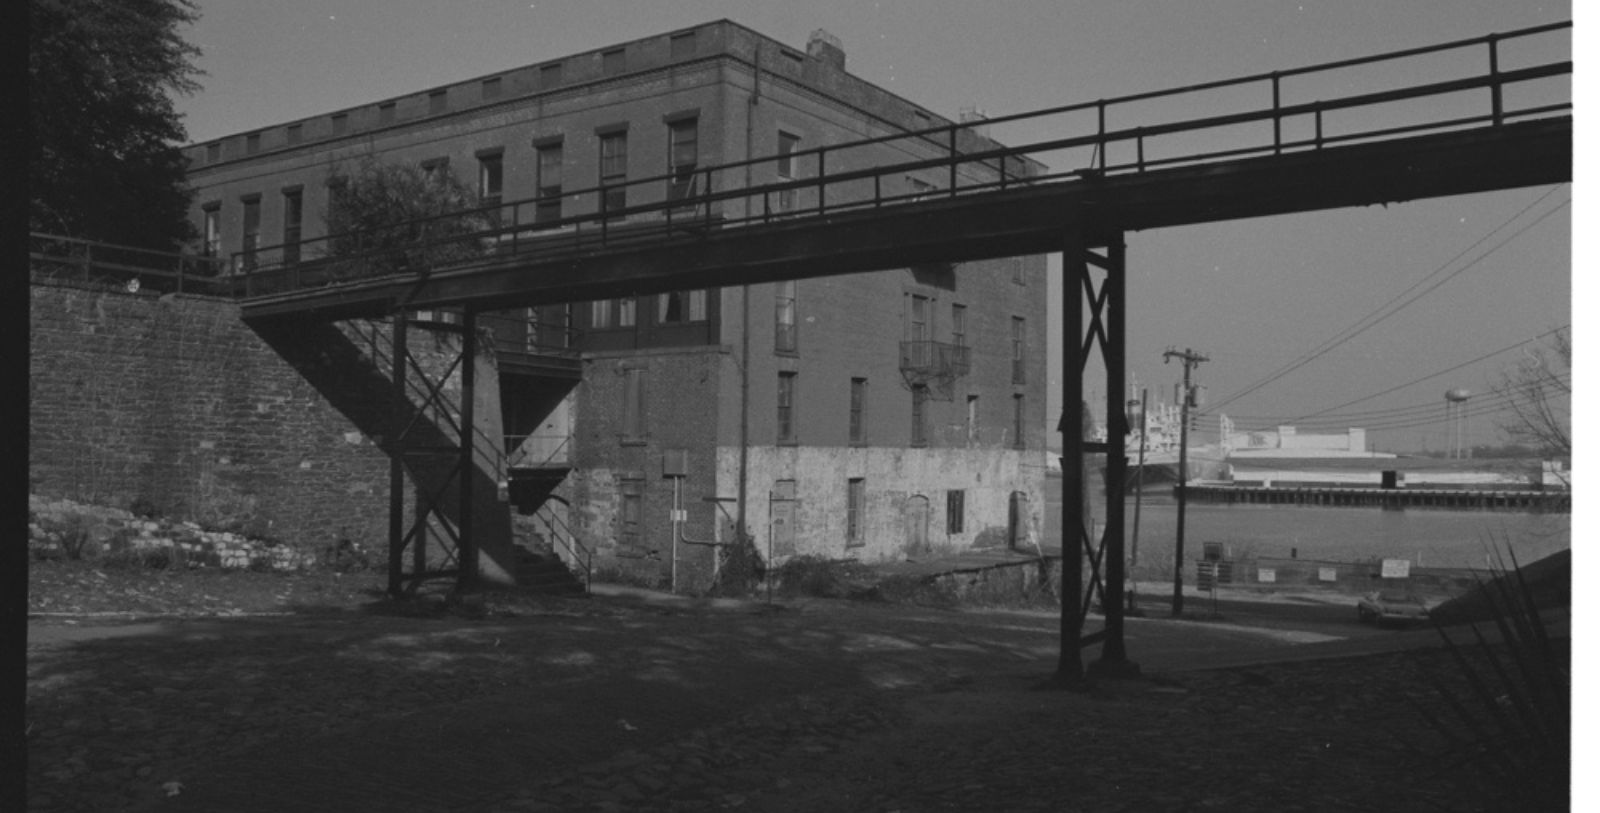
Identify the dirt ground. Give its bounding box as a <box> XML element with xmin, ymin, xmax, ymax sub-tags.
<box><xmin>26</xmin><ymin>560</ymin><xmax>1570</xmax><ymax>812</ymax></box>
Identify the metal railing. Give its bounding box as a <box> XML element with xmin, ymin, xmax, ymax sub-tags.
<box><xmin>502</xmin><ymin>433</ymin><xmax>572</xmax><ymax>470</ymax></box>
<box><xmin>30</xmin><ymin>233</ymin><xmax>229</xmax><ymax>295</ymax></box>
<box><xmin>229</xmin><ymin>21</ymin><xmax>1570</xmax><ymax>299</ymax></box>
<box><xmin>899</xmin><ymin>340</ymin><xmax>972</xmax><ymax>377</ymax></box>
<box><xmin>533</xmin><ymin>495</ymin><xmax>590</xmax><ymax>592</ymax></box>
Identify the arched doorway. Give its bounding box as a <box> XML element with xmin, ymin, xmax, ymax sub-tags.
<box><xmin>904</xmin><ymin>495</ymin><xmax>930</xmax><ymax>555</ymax></box>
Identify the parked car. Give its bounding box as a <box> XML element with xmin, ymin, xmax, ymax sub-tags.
<box><xmin>1357</xmin><ymin>589</ymin><xmax>1431</xmax><ymax>626</ymax></box>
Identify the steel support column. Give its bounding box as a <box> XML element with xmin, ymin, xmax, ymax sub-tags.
<box><xmin>1056</xmin><ymin>225</ymin><xmax>1137</xmax><ymax>685</ymax></box>
<box><xmin>382</xmin><ymin>312</ymin><xmax>470</xmax><ymax>595</ymax></box>
<box><xmin>387</xmin><ymin>312</ymin><xmax>408</xmax><ymax>597</ymax></box>
<box><xmin>1055</xmin><ymin>224</ymin><xmax>1087</xmax><ymax>685</ymax></box>
<box><xmin>457</xmin><ymin>308</ymin><xmax>479</xmax><ymax>594</ymax></box>
<box><xmin>1090</xmin><ymin>237</ymin><xmax>1137</xmax><ymax>677</ymax></box>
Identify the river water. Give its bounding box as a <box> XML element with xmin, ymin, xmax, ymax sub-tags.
<box><xmin>1043</xmin><ymin>492</ymin><xmax>1570</xmax><ymax>572</ymax></box>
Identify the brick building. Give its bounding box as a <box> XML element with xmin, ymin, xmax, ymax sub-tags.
<box><xmin>182</xmin><ymin>20</ymin><xmax>1050</xmax><ymax>590</ymax></box>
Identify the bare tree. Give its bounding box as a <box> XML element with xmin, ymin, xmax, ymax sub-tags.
<box><xmin>1494</xmin><ymin>327</ymin><xmax>1569</xmax><ymax>477</ymax></box>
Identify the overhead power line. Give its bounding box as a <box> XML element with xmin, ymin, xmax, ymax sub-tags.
<box><xmin>1205</xmin><ymin>185</ymin><xmax>1570</xmax><ymax>414</ymax></box>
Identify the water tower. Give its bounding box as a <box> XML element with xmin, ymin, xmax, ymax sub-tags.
<box><xmin>1445</xmin><ymin>388</ymin><xmax>1472</xmax><ymax>459</ymax></box>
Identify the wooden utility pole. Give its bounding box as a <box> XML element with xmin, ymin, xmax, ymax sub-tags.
<box><xmin>1163</xmin><ymin>347</ymin><xmax>1207</xmax><ymax>617</ymax></box>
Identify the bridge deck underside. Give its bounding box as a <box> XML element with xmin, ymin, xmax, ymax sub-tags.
<box><xmin>240</xmin><ymin>118</ymin><xmax>1568</xmax><ymax>322</ymax></box>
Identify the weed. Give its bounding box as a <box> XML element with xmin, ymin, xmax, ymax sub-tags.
<box><xmin>1410</xmin><ymin>546</ymin><xmax>1569</xmax><ymax>811</ymax></box>
<box><xmin>773</xmin><ymin>555</ymin><xmax>876</xmax><ymax>599</ymax></box>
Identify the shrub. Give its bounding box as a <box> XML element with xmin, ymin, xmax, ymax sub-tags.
<box><xmin>709</xmin><ymin>534</ymin><xmax>765</xmax><ymax>597</ymax></box>
<box><xmin>774</xmin><ymin>555</ymin><xmax>876</xmax><ymax>599</ymax></box>
<box><xmin>1410</xmin><ymin>547</ymin><xmax>1569</xmax><ymax>811</ymax></box>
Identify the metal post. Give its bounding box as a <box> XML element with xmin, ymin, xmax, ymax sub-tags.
<box><xmin>1056</xmin><ymin>224</ymin><xmax>1086</xmax><ymax>685</ymax></box>
<box><xmin>1094</xmin><ymin>236</ymin><xmax>1134</xmax><ymax>673</ymax></box>
<box><xmin>948</xmin><ymin>126</ymin><xmax>959</xmax><ymax>194</ymax></box>
<box><xmin>1488</xmin><ymin>34</ymin><xmax>1503</xmax><ymax>126</ymax></box>
<box><xmin>388</xmin><ymin>312</ymin><xmax>408</xmax><ymax>597</ymax></box>
<box><xmin>816</xmin><ymin>147</ymin><xmax>827</xmax><ymax>215</ymax></box>
<box><xmin>457</xmin><ymin>308</ymin><xmax>479</xmax><ymax>593</ymax></box>
<box><xmin>1271</xmin><ymin>73</ymin><xmax>1282</xmax><ymax>154</ymax></box>
<box><xmin>1163</xmin><ymin>347</ymin><xmax>1208</xmax><ymax>617</ymax></box>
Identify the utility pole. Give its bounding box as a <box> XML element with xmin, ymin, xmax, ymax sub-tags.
<box><xmin>1163</xmin><ymin>347</ymin><xmax>1207</xmax><ymax>617</ymax></box>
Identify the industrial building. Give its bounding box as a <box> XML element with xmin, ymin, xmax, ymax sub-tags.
<box><xmin>181</xmin><ymin>20</ymin><xmax>1050</xmax><ymax>590</ymax></box>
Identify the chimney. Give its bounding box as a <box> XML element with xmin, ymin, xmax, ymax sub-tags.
<box><xmin>959</xmin><ymin>106</ymin><xmax>991</xmax><ymax>138</ymax></box>
<box><xmin>807</xmin><ymin>29</ymin><xmax>845</xmax><ymax>70</ymax></box>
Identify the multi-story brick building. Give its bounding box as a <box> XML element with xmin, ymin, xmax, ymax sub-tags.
<box><xmin>182</xmin><ymin>20</ymin><xmax>1049</xmax><ymax>590</ymax></box>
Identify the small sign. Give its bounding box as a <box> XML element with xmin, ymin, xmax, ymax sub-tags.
<box><xmin>1257</xmin><ymin>567</ymin><xmax>1276</xmax><ymax>583</ymax></box>
<box><xmin>1319</xmin><ymin>567</ymin><xmax>1338</xmax><ymax>582</ymax></box>
<box><xmin>670</xmin><ymin>509</ymin><xmax>688</xmax><ymax>522</ymax></box>
<box><xmin>1381</xmin><ymin>558</ymin><xmax>1411</xmax><ymax>578</ymax></box>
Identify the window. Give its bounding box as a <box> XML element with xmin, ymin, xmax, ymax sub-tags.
<box><xmin>1013</xmin><ymin>394</ymin><xmax>1026</xmax><ymax>449</ymax></box>
<box><xmin>1011</xmin><ymin>317</ymin><xmax>1026</xmax><ymax>384</ymax></box>
<box><xmin>240</xmin><ymin>196</ymin><xmax>261</xmax><ymax>270</ymax></box>
<box><xmin>951</xmin><ymin>304</ymin><xmax>967</xmax><ymax>348</ymax></box>
<box><xmin>907</xmin><ymin>294</ymin><xmax>930</xmax><ymax>367</ymax></box>
<box><xmin>602</xmin><ymin>48</ymin><xmax>626</xmax><ymax>76</ymax></box>
<box><xmin>590</xmin><ymin>300</ymin><xmax>613</xmax><ymax>329</ymax></box>
<box><xmin>846</xmin><ymin>478</ymin><xmax>865</xmax><ymax>547</ymax></box>
<box><xmin>286</xmin><ymin>124</ymin><xmax>302</xmax><ymax>145</ymax></box>
<box><xmin>947</xmin><ymin>490</ymin><xmax>966</xmax><ymax>534</ymax></box>
<box><xmin>1012</xmin><ymin>257</ymin><xmax>1026</xmax><ymax>285</ymax></box>
<box><xmin>777</xmin><ymin>372</ymin><xmax>797</xmax><ymax>444</ymax></box>
<box><xmin>620</xmin><ymin>479</ymin><xmax>643</xmax><ymax>545</ymax></box>
<box><xmin>776</xmin><ymin>132</ymin><xmax>801</xmax><ymax>212</ymax></box>
<box><xmin>205</xmin><ymin>142</ymin><xmax>221</xmax><ymax>163</ymax></box>
<box><xmin>201</xmin><ymin>203</ymin><xmax>221</xmax><ymax>258</ymax></box>
<box><xmin>622</xmin><ymin>368</ymin><xmax>646</xmax><ymax>443</ymax></box>
<box><xmin>966</xmin><ymin>395</ymin><xmax>979</xmax><ymax>443</ymax></box>
<box><xmin>282</xmin><ymin>189</ymin><xmax>302</xmax><ymax>265</ymax></box>
<box><xmin>378</xmin><ymin>102</ymin><xmax>396</xmax><ymax>124</ymax></box>
<box><xmin>600</xmin><ymin>131</ymin><xmax>628</xmax><ymax>218</ymax></box>
<box><xmin>657</xmin><ymin>290</ymin><xmax>706</xmax><ymax>323</ymax></box>
<box><xmin>539</xmin><ymin>62</ymin><xmax>563</xmax><ymax>88</ymax></box>
<box><xmin>331</xmin><ymin>113</ymin><xmax>349</xmax><ymax>136</ymax></box>
<box><xmin>670</xmin><ymin>31</ymin><xmax>697</xmax><ymax>59</ymax></box>
<box><xmin>618</xmin><ymin>297</ymin><xmax>636</xmax><ymax>328</ymax></box>
<box><xmin>849</xmin><ymin>378</ymin><xmax>868</xmax><ymax>446</ymax></box>
<box><xmin>911</xmin><ymin>384</ymin><xmax>929</xmax><ymax>447</ymax></box>
<box><xmin>667</xmin><ymin>117</ymin><xmax>699</xmax><ymax>205</ymax></box>
<box><xmin>245</xmin><ymin>133</ymin><xmax>261</xmax><ymax>155</ymax></box>
<box><xmin>428</xmin><ymin>90</ymin><xmax>446</xmax><ymax>115</ymax></box>
<box><xmin>481</xmin><ymin>77</ymin><xmax>502</xmax><ymax>100</ymax></box>
<box><xmin>535</xmin><ymin>141</ymin><xmax>564</xmax><ymax>223</ymax></box>
<box><xmin>478</xmin><ymin>151</ymin><xmax>503</xmax><ymax>225</ymax></box>
<box><xmin>775</xmin><ymin>280</ymin><xmax>797</xmax><ymax>354</ymax></box>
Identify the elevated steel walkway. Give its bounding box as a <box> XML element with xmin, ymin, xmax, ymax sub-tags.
<box><xmin>221</xmin><ymin>22</ymin><xmax>1570</xmax><ymax>683</ymax></box>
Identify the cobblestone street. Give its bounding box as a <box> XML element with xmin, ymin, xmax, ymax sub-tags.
<box><xmin>26</xmin><ymin>587</ymin><xmax>1548</xmax><ymax>812</ymax></box>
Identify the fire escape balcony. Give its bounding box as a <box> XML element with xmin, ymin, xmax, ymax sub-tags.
<box><xmin>899</xmin><ymin>341</ymin><xmax>971</xmax><ymax>378</ymax></box>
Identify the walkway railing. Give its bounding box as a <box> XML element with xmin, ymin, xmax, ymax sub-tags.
<box><xmin>30</xmin><ymin>233</ymin><xmax>228</xmax><ymax>295</ymax></box>
<box><xmin>229</xmin><ymin>21</ymin><xmax>1570</xmax><ymax>299</ymax></box>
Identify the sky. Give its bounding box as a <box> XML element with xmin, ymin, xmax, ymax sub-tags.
<box><xmin>172</xmin><ymin>0</ymin><xmax>1581</xmax><ymax>455</ymax></box>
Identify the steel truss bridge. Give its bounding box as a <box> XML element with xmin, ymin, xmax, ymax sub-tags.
<box><xmin>219</xmin><ymin>22</ymin><xmax>1569</xmax><ymax>682</ymax></box>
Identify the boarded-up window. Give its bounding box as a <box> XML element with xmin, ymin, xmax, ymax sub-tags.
<box><xmin>947</xmin><ymin>490</ymin><xmax>966</xmax><ymax>534</ymax></box>
<box><xmin>846</xmin><ymin>478</ymin><xmax>865</xmax><ymax>547</ymax></box>
<box><xmin>622</xmin><ymin>368</ymin><xmax>646</xmax><ymax>443</ymax></box>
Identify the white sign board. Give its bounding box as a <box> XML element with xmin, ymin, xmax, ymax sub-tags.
<box><xmin>1381</xmin><ymin>558</ymin><xmax>1412</xmax><ymax>578</ymax></box>
<box><xmin>1257</xmin><ymin>568</ymin><xmax>1276</xmax><ymax>583</ymax></box>
<box><xmin>1319</xmin><ymin>567</ymin><xmax>1338</xmax><ymax>582</ymax></box>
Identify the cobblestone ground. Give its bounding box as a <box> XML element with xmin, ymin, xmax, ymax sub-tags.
<box><xmin>26</xmin><ymin>592</ymin><xmax>1539</xmax><ymax>812</ymax></box>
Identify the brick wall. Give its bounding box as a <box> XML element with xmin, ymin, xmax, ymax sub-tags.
<box><xmin>29</xmin><ymin>281</ymin><xmax>516</xmax><ymax>573</ymax></box>
<box><xmin>29</xmin><ymin>281</ymin><xmax>393</xmax><ymax>554</ymax></box>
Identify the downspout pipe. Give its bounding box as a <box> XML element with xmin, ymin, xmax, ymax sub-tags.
<box><xmin>736</xmin><ymin>45</ymin><xmax>761</xmax><ymax>572</ymax></box>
